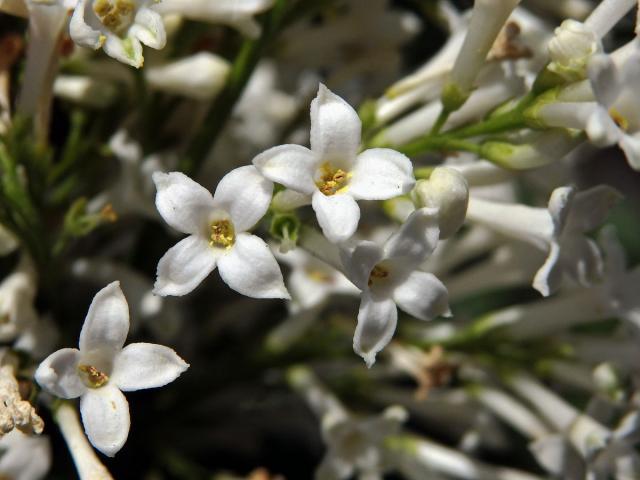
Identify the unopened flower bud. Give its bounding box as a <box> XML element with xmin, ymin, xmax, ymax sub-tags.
<box><xmin>411</xmin><ymin>167</ymin><xmax>468</xmax><ymax>239</ymax></box>
<box><xmin>548</xmin><ymin>20</ymin><xmax>602</xmax><ymax>81</ymax></box>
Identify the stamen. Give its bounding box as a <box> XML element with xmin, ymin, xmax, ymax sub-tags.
<box><xmin>209</xmin><ymin>219</ymin><xmax>235</xmax><ymax>249</ymax></box>
<box><xmin>78</xmin><ymin>364</ymin><xmax>109</xmax><ymax>388</ymax></box>
<box><xmin>93</xmin><ymin>0</ymin><xmax>135</xmax><ymax>32</ymax></box>
<box><xmin>609</xmin><ymin>108</ymin><xmax>629</xmax><ymax>131</ymax></box>
<box><xmin>316</xmin><ymin>163</ymin><xmax>351</xmax><ymax>196</ymax></box>
<box><xmin>368</xmin><ymin>264</ymin><xmax>389</xmax><ymax>286</ymax></box>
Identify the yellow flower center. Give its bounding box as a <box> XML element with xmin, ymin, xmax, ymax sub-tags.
<box><xmin>305</xmin><ymin>267</ymin><xmax>334</xmax><ymax>284</ymax></box>
<box><xmin>93</xmin><ymin>0</ymin><xmax>135</xmax><ymax>32</ymax></box>
<box><xmin>368</xmin><ymin>264</ymin><xmax>389</xmax><ymax>286</ymax></box>
<box><xmin>316</xmin><ymin>163</ymin><xmax>351</xmax><ymax>196</ymax></box>
<box><xmin>78</xmin><ymin>364</ymin><xmax>109</xmax><ymax>388</ymax></box>
<box><xmin>609</xmin><ymin>108</ymin><xmax>629</xmax><ymax>131</ymax></box>
<box><xmin>209</xmin><ymin>219</ymin><xmax>235</xmax><ymax>249</ymax></box>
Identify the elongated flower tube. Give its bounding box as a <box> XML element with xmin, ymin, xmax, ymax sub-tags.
<box><xmin>70</xmin><ymin>0</ymin><xmax>166</xmax><ymax>68</ymax></box>
<box><xmin>492</xmin><ymin>227</ymin><xmax>640</xmax><ymax>339</ymax></box>
<box><xmin>441</xmin><ymin>0</ymin><xmax>521</xmax><ymax>112</ymax></box>
<box><xmin>340</xmin><ymin>208</ymin><xmax>450</xmax><ymax>366</ymax></box>
<box><xmin>253</xmin><ymin>84</ymin><xmax>415</xmax><ymax>244</ymax></box>
<box><xmin>155</xmin><ymin>0</ymin><xmax>274</xmax><ymax>38</ymax></box>
<box><xmin>35</xmin><ymin>282</ymin><xmax>189</xmax><ymax>457</ymax></box>
<box><xmin>153</xmin><ymin>167</ymin><xmax>289</xmax><ymax>299</ymax></box>
<box><xmin>465</xmin><ymin>185</ymin><xmax>621</xmax><ymax>296</ymax></box>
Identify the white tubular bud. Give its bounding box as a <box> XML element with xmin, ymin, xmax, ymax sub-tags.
<box><xmin>444</xmin><ymin>0</ymin><xmax>521</xmax><ymax>110</ymax></box>
<box><xmin>584</xmin><ymin>0</ymin><xmax>636</xmax><ymax>38</ymax></box>
<box><xmin>412</xmin><ymin>167</ymin><xmax>469</xmax><ymax>239</ymax></box>
<box><xmin>548</xmin><ymin>20</ymin><xmax>602</xmax><ymax>81</ymax></box>
<box><xmin>145</xmin><ymin>52</ymin><xmax>231</xmax><ymax>101</ymax></box>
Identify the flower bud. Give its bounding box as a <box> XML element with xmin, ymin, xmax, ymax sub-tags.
<box><xmin>548</xmin><ymin>20</ymin><xmax>602</xmax><ymax>81</ymax></box>
<box><xmin>411</xmin><ymin>167</ymin><xmax>468</xmax><ymax>239</ymax></box>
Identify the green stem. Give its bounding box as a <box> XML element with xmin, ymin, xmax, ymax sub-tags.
<box><xmin>396</xmin><ymin>136</ymin><xmax>482</xmax><ymax>158</ymax></box>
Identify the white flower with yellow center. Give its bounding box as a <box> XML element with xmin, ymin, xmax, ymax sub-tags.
<box><xmin>253</xmin><ymin>84</ymin><xmax>415</xmax><ymax>244</ymax></box>
<box><xmin>70</xmin><ymin>0</ymin><xmax>166</xmax><ymax>68</ymax></box>
<box><xmin>34</xmin><ymin>282</ymin><xmax>189</xmax><ymax>457</ymax></box>
<box><xmin>152</xmin><ymin>166</ymin><xmax>289</xmax><ymax>299</ymax></box>
<box><xmin>340</xmin><ymin>209</ymin><xmax>451</xmax><ymax>367</ymax></box>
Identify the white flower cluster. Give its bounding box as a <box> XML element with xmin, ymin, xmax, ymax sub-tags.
<box><xmin>1</xmin><ymin>0</ymin><xmax>640</xmax><ymax>478</ymax></box>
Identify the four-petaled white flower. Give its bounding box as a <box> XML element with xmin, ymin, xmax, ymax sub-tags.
<box><xmin>70</xmin><ymin>0</ymin><xmax>166</xmax><ymax>68</ymax></box>
<box><xmin>466</xmin><ymin>185</ymin><xmax>621</xmax><ymax>296</ymax></box>
<box><xmin>35</xmin><ymin>281</ymin><xmax>188</xmax><ymax>457</ymax></box>
<box><xmin>340</xmin><ymin>208</ymin><xmax>451</xmax><ymax>366</ymax></box>
<box><xmin>586</xmin><ymin>51</ymin><xmax>640</xmax><ymax>170</ymax></box>
<box><xmin>253</xmin><ymin>84</ymin><xmax>415</xmax><ymax>244</ymax></box>
<box><xmin>153</xmin><ymin>166</ymin><xmax>290</xmax><ymax>299</ymax></box>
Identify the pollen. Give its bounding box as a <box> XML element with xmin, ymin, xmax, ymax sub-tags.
<box><xmin>209</xmin><ymin>219</ymin><xmax>235</xmax><ymax>249</ymax></box>
<box><xmin>609</xmin><ymin>108</ymin><xmax>629</xmax><ymax>131</ymax></box>
<box><xmin>78</xmin><ymin>364</ymin><xmax>109</xmax><ymax>388</ymax></box>
<box><xmin>93</xmin><ymin>0</ymin><xmax>135</xmax><ymax>32</ymax></box>
<box><xmin>368</xmin><ymin>264</ymin><xmax>389</xmax><ymax>286</ymax></box>
<box><xmin>316</xmin><ymin>163</ymin><xmax>351</xmax><ymax>196</ymax></box>
<box><xmin>305</xmin><ymin>268</ymin><xmax>334</xmax><ymax>284</ymax></box>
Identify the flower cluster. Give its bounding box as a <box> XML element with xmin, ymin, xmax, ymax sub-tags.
<box><xmin>1</xmin><ymin>0</ymin><xmax>640</xmax><ymax>478</ymax></box>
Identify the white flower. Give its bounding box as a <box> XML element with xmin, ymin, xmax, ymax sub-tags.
<box><xmin>154</xmin><ymin>0</ymin><xmax>274</xmax><ymax>38</ymax></box>
<box><xmin>144</xmin><ymin>52</ymin><xmax>230</xmax><ymax>100</ymax></box>
<box><xmin>288</xmin><ymin>366</ymin><xmax>407</xmax><ymax>480</ymax></box>
<box><xmin>253</xmin><ymin>84</ymin><xmax>415</xmax><ymax>244</ymax></box>
<box><xmin>70</xmin><ymin>0</ymin><xmax>166</xmax><ymax>68</ymax></box>
<box><xmin>465</xmin><ymin>185</ymin><xmax>621</xmax><ymax>296</ymax></box>
<box><xmin>35</xmin><ymin>282</ymin><xmax>188</xmax><ymax>457</ymax></box>
<box><xmin>340</xmin><ymin>208</ymin><xmax>450</xmax><ymax>366</ymax></box>
<box><xmin>153</xmin><ymin>167</ymin><xmax>289</xmax><ymax>299</ymax></box>
<box><xmin>0</xmin><ymin>430</ymin><xmax>51</xmax><ymax>480</ymax></box>
<box><xmin>586</xmin><ymin>51</ymin><xmax>640</xmax><ymax>170</ymax></box>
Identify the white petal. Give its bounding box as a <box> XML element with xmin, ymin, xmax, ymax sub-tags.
<box><xmin>272</xmin><ymin>189</ymin><xmax>312</xmax><ymax>211</ymax></box>
<box><xmin>340</xmin><ymin>241</ymin><xmax>384</xmax><ymax>290</ymax></box>
<box><xmin>310</xmin><ymin>84</ymin><xmax>361</xmax><ymax>161</ymax></box>
<box><xmin>620</xmin><ymin>132</ymin><xmax>640</xmax><ymax>171</ymax></box>
<box><xmin>533</xmin><ymin>242</ymin><xmax>563</xmax><ymax>297</ymax></box>
<box><xmin>562</xmin><ymin>236</ymin><xmax>604</xmax><ymax>287</ymax></box>
<box><xmin>565</xmin><ymin>185</ymin><xmax>621</xmax><ymax>233</ymax></box>
<box><xmin>586</xmin><ymin>107</ymin><xmax>621</xmax><ymax>146</ymax></box>
<box><xmin>383</xmin><ymin>207</ymin><xmax>440</xmax><ymax>264</ymax></box>
<box><xmin>547</xmin><ymin>186</ymin><xmax>575</xmax><ymax>235</ymax></box>
<box><xmin>79</xmin><ymin>282</ymin><xmax>129</xmax><ymax>354</ymax></box>
<box><xmin>112</xmin><ymin>343</ymin><xmax>188</xmax><ymax>391</ymax></box>
<box><xmin>80</xmin><ymin>386</ymin><xmax>130</xmax><ymax>457</ymax></box>
<box><xmin>588</xmin><ymin>53</ymin><xmax>620</xmax><ymax>108</ymax></box>
<box><xmin>312</xmin><ymin>190</ymin><xmax>360</xmax><ymax>243</ymax></box>
<box><xmin>212</xmin><ymin>165</ymin><xmax>273</xmax><ymax>232</ymax></box>
<box><xmin>35</xmin><ymin>348</ymin><xmax>86</xmax><ymax>399</ymax></box>
<box><xmin>69</xmin><ymin>0</ymin><xmax>103</xmax><ymax>49</ymax></box>
<box><xmin>393</xmin><ymin>271</ymin><xmax>451</xmax><ymax>321</ymax></box>
<box><xmin>353</xmin><ymin>293</ymin><xmax>397</xmax><ymax>367</ymax></box>
<box><xmin>349</xmin><ymin>149</ymin><xmax>415</xmax><ymax>200</ymax></box>
<box><xmin>103</xmin><ymin>34</ymin><xmax>143</xmax><ymax>69</ymax></box>
<box><xmin>153</xmin><ymin>235</ymin><xmax>218</xmax><ymax>297</ymax></box>
<box><xmin>252</xmin><ymin>145</ymin><xmax>317</xmax><ymax>195</ymax></box>
<box><xmin>217</xmin><ymin>233</ymin><xmax>289</xmax><ymax>299</ymax></box>
<box><xmin>153</xmin><ymin>171</ymin><xmax>215</xmax><ymax>235</ymax></box>
<box><xmin>130</xmin><ymin>7</ymin><xmax>166</xmax><ymax>50</ymax></box>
